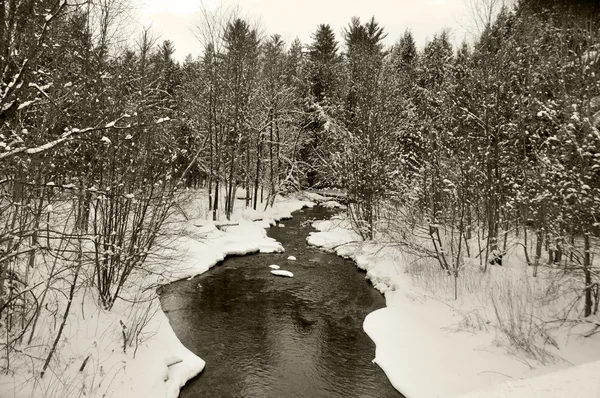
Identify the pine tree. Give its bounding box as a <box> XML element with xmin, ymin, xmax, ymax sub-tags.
<box><xmin>222</xmin><ymin>18</ymin><xmax>260</xmax><ymax>218</ymax></box>
<box><xmin>307</xmin><ymin>24</ymin><xmax>340</xmax><ymax>104</ymax></box>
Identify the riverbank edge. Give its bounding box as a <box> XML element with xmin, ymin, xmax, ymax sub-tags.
<box><xmin>306</xmin><ymin>215</ymin><xmax>600</xmax><ymax>398</ymax></box>
<box><xmin>0</xmin><ymin>191</ymin><xmax>331</xmax><ymax>398</ymax></box>
<box><xmin>153</xmin><ymin>192</ymin><xmax>334</xmax><ymax>398</ymax></box>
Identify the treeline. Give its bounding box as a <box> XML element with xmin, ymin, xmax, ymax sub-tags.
<box><xmin>312</xmin><ymin>0</ymin><xmax>600</xmax><ymax>317</ymax></box>
<box><xmin>179</xmin><ymin>17</ymin><xmax>307</xmax><ymax>220</ymax></box>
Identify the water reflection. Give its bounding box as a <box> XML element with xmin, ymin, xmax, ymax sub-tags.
<box><xmin>160</xmin><ymin>207</ymin><xmax>402</xmax><ymax>398</ymax></box>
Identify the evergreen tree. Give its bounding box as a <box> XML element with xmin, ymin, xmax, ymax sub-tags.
<box><xmin>221</xmin><ymin>18</ymin><xmax>260</xmax><ymax>218</ymax></box>
<box><xmin>307</xmin><ymin>24</ymin><xmax>340</xmax><ymax>104</ymax></box>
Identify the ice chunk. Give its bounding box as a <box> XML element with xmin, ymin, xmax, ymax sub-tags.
<box><xmin>271</xmin><ymin>270</ymin><xmax>293</xmax><ymax>277</ymax></box>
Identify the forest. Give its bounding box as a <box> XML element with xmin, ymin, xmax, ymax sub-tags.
<box><xmin>1</xmin><ymin>0</ymin><xmax>600</xmax><ymax>396</ymax></box>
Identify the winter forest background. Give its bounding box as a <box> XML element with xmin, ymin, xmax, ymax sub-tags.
<box><xmin>1</xmin><ymin>0</ymin><xmax>600</xmax><ymax>395</ymax></box>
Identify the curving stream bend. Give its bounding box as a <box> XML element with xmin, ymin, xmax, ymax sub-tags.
<box><xmin>159</xmin><ymin>206</ymin><xmax>403</xmax><ymax>398</ymax></box>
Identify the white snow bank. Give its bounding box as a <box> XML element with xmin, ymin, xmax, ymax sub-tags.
<box><xmin>271</xmin><ymin>270</ymin><xmax>294</xmax><ymax>277</ymax></box>
<box><xmin>269</xmin><ymin>264</ymin><xmax>281</xmax><ymax>269</ymax></box>
<box><xmin>307</xmin><ymin>217</ymin><xmax>361</xmax><ymax>252</ymax></box>
<box><xmin>364</xmin><ymin>303</ymin><xmax>530</xmax><ymax>398</ymax></box>
<box><xmin>300</xmin><ymin>191</ymin><xmax>330</xmax><ymax>202</ymax></box>
<box><xmin>452</xmin><ymin>359</ymin><xmax>600</xmax><ymax>398</ymax></box>
<box><xmin>302</xmin><ymin>189</ymin><xmax>346</xmax><ymax>203</ymax></box>
<box><xmin>107</xmin><ymin>304</ymin><xmax>205</xmax><ymax>398</ymax></box>
<box><xmin>0</xmin><ymin>190</ymin><xmax>315</xmax><ymax>398</ymax></box>
<box><xmin>241</xmin><ymin>195</ymin><xmax>314</xmax><ymax>228</ymax></box>
<box><xmin>322</xmin><ymin>200</ymin><xmax>344</xmax><ymax>208</ymax></box>
<box><xmin>287</xmin><ymin>256</ymin><xmax>297</xmax><ymax>261</ymax></box>
<box><xmin>163</xmin><ymin>221</ymin><xmax>285</xmax><ymax>282</ymax></box>
<box><xmin>0</xmin><ymin>288</ymin><xmax>205</xmax><ymax>398</ymax></box>
<box><xmin>308</xmin><ymin>212</ymin><xmax>600</xmax><ymax>398</ymax></box>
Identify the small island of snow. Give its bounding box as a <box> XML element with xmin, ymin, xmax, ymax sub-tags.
<box><xmin>271</xmin><ymin>270</ymin><xmax>293</xmax><ymax>277</ymax></box>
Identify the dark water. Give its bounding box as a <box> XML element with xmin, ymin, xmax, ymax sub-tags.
<box><xmin>160</xmin><ymin>206</ymin><xmax>402</xmax><ymax>398</ymax></box>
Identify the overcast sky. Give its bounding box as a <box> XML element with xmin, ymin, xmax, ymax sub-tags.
<box><xmin>135</xmin><ymin>0</ymin><xmax>477</xmax><ymax>62</ymax></box>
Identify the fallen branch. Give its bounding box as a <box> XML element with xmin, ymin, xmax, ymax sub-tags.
<box><xmin>584</xmin><ymin>324</ymin><xmax>600</xmax><ymax>338</ymax></box>
<box><xmin>166</xmin><ymin>358</ymin><xmax>183</xmax><ymax>367</ymax></box>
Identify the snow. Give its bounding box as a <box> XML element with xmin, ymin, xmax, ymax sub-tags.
<box><xmin>163</xmin><ymin>222</ymin><xmax>284</xmax><ymax>281</ymax></box>
<box><xmin>0</xmin><ymin>289</ymin><xmax>204</xmax><ymax>398</ymax></box>
<box><xmin>364</xmin><ymin>301</ymin><xmax>531</xmax><ymax>397</ymax></box>
<box><xmin>307</xmin><ymin>212</ymin><xmax>600</xmax><ymax>398</ymax></box>
<box><xmin>0</xmin><ymin>190</ymin><xmax>314</xmax><ymax>398</ymax></box>
<box><xmin>299</xmin><ymin>190</ymin><xmax>344</xmax><ymax>204</ymax></box>
<box><xmin>17</xmin><ymin>99</ymin><xmax>36</xmax><ymax>110</ymax></box>
<box><xmin>271</xmin><ymin>270</ymin><xmax>294</xmax><ymax>277</ymax></box>
<box><xmin>8</xmin><ymin>187</ymin><xmax>595</xmax><ymax>398</ymax></box>
<box><xmin>322</xmin><ymin>200</ymin><xmax>344</xmax><ymax>208</ymax></box>
<box><xmin>307</xmin><ymin>216</ymin><xmax>361</xmax><ymax>251</ymax></box>
<box><xmin>159</xmin><ymin>191</ymin><xmax>315</xmax><ymax>282</ymax></box>
<box><xmin>582</xmin><ymin>50</ymin><xmax>599</xmax><ymax>64</ymax></box>
<box><xmin>452</xmin><ymin>359</ymin><xmax>600</xmax><ymax>398</ymax></box>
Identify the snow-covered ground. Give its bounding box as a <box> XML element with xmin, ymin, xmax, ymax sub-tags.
<box><xmin>6</xmin><ymin>189</ymin><xmax>598</xmax><ymax>398</ymax></box>
<box><xmin>451</xmin><ymin>359</ymin><xmax>600</xmax><ymax>398</ymax></box>
<box><xmin>0</xmin><ymin>190</ymin><xmax>318</xmax><ymax>398</ymax></box>
<box><xmin>307</xmin><ymin>214</ymin><xmax>600</xmax><ymax>398</ymax></box>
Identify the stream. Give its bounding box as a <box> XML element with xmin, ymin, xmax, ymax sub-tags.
<box><xmin>159</xmin><ymin>206</ymin><xmax>402</xmax><ymax>397</ymax></box>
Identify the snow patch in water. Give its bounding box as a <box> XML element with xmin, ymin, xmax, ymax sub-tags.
<box><xmin>271</xmin><ymin>270</ymin><xmax>293</xmax><ymax>277</ymax></box>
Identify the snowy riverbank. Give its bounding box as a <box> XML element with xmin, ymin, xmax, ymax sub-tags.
<box><xmin>6</xmin><ymin>190</ymin><xmax>598</xmax><ymax>398</ymax></box>
<box><xmin>307</xmin><ymin>214</ymin><xmax>600</xmax><ymax>398</ymax></box>
<box><xmin>0</xmin><ymin>191</ymin><xmax>318</xmax><ymax>398</ymax></box>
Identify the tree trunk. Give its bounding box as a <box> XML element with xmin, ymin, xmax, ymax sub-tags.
<box><xmin>207</xmin><ymin>87</ymin><xmax>214</xmax><ymax>213</ymax></box>
<box><xmin>269</xmin><ymin>107</ymin><xmax>275</xmax><ymax>201</ymax></box>
<box><xmin>253</xmin><ymin>129</ymin><xmax>262</xmax><ymax>210</ymax></box>
<box><xmin>584</xmin><ymin>233</ymin><xmax>592</xmax><ymax>317</ymax></box>
<box><xmin>245</xmin><ymin>137</ymin><xmax>251</xmax><ymax>208</ymax></box>
<box><xmin>533</xmin><ymin>228</ymin><xmax>543</xmax><ymax>278</ymax></box>
<box><xmin>41</xmin><ymin>235</ymin><xmax>83</xmax><ymax>378</ymax></box>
